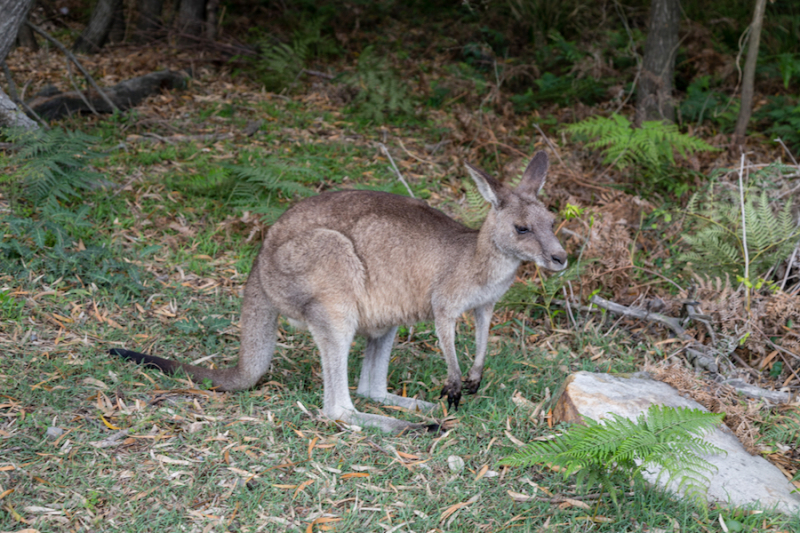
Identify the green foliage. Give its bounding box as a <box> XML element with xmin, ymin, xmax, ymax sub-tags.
<box><xmin>776</xmin><ymin>53</ymin><xmax>800</xmax><ymax>89</ymax></box>
<box><xmin>343</xmin><ymin>46</ymin><xmax>413</xmax><ymax>122</ymax></box>
<box><xmin>564</xmin><ymin>113</ymin><xmax>720</xmax><ymax>196</ymax></box>
<box><xmin>762</xmin><ymin>410</ymin><xmax>800</xmax><ymax>456</ymax></box>
<box><xmin>679</xmin><ymin>76</ymin><xmax>738</xmax><ymax>130</ymax></box>
<box><xmin>0</xmin><ymin>289</ymin><xmax>24</xmax><ymax>320</ymax></box>
<box><xmin>7</xmin><ymin>127</ymin><xmax>103</xmax><ymax>204</ymax></box>
<box><xmin>500</xmin><ymin>263</ymin><xmax>581</xmax><ymax>320</ymax></box>
<box><xmin>510</xmin><ymin>73</ymin><xmax>605</xmax><ymax>111</ymax></box>
<box><xmin>565</xmin><ymin>114</ymin><xmax>718</xmax><ymax>170</ymax></box>
<box><xmin>1</xmin><ymin>127</ymin><xmax>146</xmax><ymax>299</ymax></box>
<box><xmin>223</xmin><ymin>157</ymin><xmax>316</xmax><ymax>222</ymax></box>
<box><xmin>253</xmin><ymin>17</ymin><xmax>338</xmax><ymax>92</ymax></box>
<box><xmin>681</xmin><ymin>185</ymin><xmax>800</xmax><ymax>279</ymax></box>
<box><xmin>0</xmin><ymin>210</ymin><xmax>147</xmax><ymax>299</ymax></box>
<box><xmin>755</xmin><ymin>96</ymin><xmax>800</xmax><ymax>155</ymax></box>
<box><xmin>500</xmin><ymin>405</ymin><xmax>724</xmax><ymax>510</ymax></box>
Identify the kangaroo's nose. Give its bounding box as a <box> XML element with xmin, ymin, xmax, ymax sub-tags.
<box><xmin>551</xmin><ymin>252</ymin><xmax>567</xmax><ymax>266</ymax></box>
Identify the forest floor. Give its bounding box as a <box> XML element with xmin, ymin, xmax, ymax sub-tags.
<box><xmin>1</xmin><ymin>30</ymin><xmax>800</xmax><ymax>533</ymax></box>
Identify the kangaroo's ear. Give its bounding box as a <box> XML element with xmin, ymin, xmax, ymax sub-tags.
<box><xmin>517</xmin><ymin>151</ymin><xmax>549</xmax><ymax>196</ymax></box>
<box><xmin>465</xmin><ymin>162</ymin><xmax>503</xmax><ymax>209</ymax></box>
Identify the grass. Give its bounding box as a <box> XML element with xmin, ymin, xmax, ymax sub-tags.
<box><xmin>2</xmin><ymin>81</ymin><xmax>798</xmax><ymax>533</ymax></box>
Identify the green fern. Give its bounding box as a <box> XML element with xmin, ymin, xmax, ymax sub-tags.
<box><xmin>500</xmin><ymin>405</ymin><xmax>724</xmax><ymax>510</ymax></box>
<box><xmin>255</xmin><ymin>18</ymin><xmax>337</xmax><ymax>92</ymax></box>
<box><xmin>8</xmin><ymin>127</ymin><xmax>102</xmax><ymax>204</ymax></box>
<box><xmin>224</xmin><ymin>159</ymin><xmax>315</xmax><ymax>222</ymax></box>
<box><xmin>344</xmin><ymin>46</ymin><xmax>412</xmax><ymax>122</ymax></box>
<box><xmin>762</xmin><ymin>410</ymin><xmax>800</xmax><ymax>450</ymax></box>
<box><xmin>681</xmin><ymin>186</ymin><xmax>800</xmax><ymax>279</ymax></box>
<box><xmin>564</xmin><ymin>114</ymin><xmax>718</xmax><ymax>170</ymax></box>
<box><xmin>500</xmin><ymin>263</ymin><xmax>581</xmax><ymax>314</ymax></box>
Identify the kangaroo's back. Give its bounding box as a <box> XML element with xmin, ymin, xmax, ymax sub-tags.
<box><xmin>258</xmin><ymin>190</ymin><xmax>478</xmax><ymax>331</ymax></box>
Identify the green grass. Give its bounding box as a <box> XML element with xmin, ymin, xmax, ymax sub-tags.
<box><xmin>1</xmin><ymin>79</ymin><xmax>798</xmax><ymax>533</ymax></box>
<box><xmin>3</xmin><ymin>304</ymin><xmax>797</xmax><ymax>531</ymax></box>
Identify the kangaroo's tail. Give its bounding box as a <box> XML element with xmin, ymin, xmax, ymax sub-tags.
<box><xmin>109</xmin><ymin>348</ymin><xmax>182</xmax><ymax>374</ymax></box>
<box><xmin>111</xmin><ymin>270</ymin><xmax>280</xmax><ymax>391</ymax></box>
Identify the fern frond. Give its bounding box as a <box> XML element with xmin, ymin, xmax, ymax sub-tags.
<box><xmin>564</xmin><ymin>114</ymin><xmax>718</xmax><ymax>172</ymax></box>
<box><xmin>9</xmin><ymin>127</ymin><xmax>102</xmax><ymax>204</ymax></box>
<box><xmin>762</xmin><ymin>410</ymin><xmax>800</xmax><ymax>448</ymax></box>
<box><xmin>500</xmin><ymin>404</ymin><xmax>723</xmax><ymax>511</ymax></box>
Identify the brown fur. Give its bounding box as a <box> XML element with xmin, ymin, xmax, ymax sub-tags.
<box><xmin>112</xmin><ymin>152</ymin><xmax>567</xmax><ymax>433</ymax></box>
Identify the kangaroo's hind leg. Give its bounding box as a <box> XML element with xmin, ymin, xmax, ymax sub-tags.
<box><xmin>309</xmin><ymin>318</ymin><xmax>428</xmax><ymax>434</ymax></box>
<box><xmin>356</xmin><ymin>327</ymin><xmax>436</xmax><ymax>412</ymax></box>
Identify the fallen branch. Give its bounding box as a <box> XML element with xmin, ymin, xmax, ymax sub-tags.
<box><xmin>569</xmin><ymin>295</ymin><xmax>791</xmax><ymax>403</ymax></box>
<box><xmin>28</xmin><ymin>70</ymin><xmax>189</xmax><ymax>120</ymax></box>
<box><xmin>589</xmin><ymin>295</ymin><xmax>688</xmax><ymax>338</ymax></box>
<box><xmin>26</xmin><ymin>22</ymin><xmax>119</xmax><ymax>114</ymax></box>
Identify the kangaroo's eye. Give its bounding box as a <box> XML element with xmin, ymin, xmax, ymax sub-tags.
<box><xmin>515</xmin><ymin>225</ymin><xmax>529</xmax><ymax>235</ymax></box>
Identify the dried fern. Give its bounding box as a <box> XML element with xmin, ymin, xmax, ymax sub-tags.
<box><xmin>681</xmin><ymin>187</ymin><xmax>800</xmax><ymax>279</ymax></box>
<box><xmin>500</xmin><ymin>405</ymin><xmax>724</xmax><ymax>510</ymax></box>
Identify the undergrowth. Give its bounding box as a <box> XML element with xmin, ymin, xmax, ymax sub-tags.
<box><xmin>682</xmin><ymin>185</ymin><xmax>800</xmax><ymax>280</ymax></box>
<box><xmin>500</xmin><ymin>405</ymin><xmax>725</xmax><ymax>512</ymax></box>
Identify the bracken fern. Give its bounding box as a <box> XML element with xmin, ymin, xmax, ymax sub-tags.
<box><xmin>500</xmin><ymin>405</ymin><xmax>724</xmax><ymax>511</ymax></box>
<box><xmin>564</xmin><ymin>113</ymin><xmax>718</xmax><ymax>170</ymax></box>
<box><xmin>8</xmin><ymin>127</ymin><xmax>102</xmax><ymax>204</ymax></box>
<box><xmin>681</xmin><ymin>186</ymin><xmax>799</xmax><ymax>278</ymax></box>
<box><xmin>344</xmin><ymin>46</ymin><xmax>412</xmax><ymax>122</ymax></box>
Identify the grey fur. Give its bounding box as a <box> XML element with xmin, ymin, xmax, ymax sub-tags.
<box><xmin>114</xmin><ymin>151</ymin><xmax>567</xmax><ymax>433</ymax></box>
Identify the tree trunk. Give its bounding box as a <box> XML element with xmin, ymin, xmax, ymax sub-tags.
<box><xmin>135</xmin><ymin>0</ymin><xmax>164</xmax><ymax>40</ymax></box>
<box><xmin>1</xmin><ymin>0</ymin><xmax>35</xmax><ymax>60</ymax></box>
<box><xmin>635</xmin><ymin>0</ymin><xmax>681</xmax><ymax>125</ymax></box>
<box><xmin>0</xmin><ymin>0</ymin><xmax>38</xmax><ymax>130</ymax></box>
<box><xmin>731</xmin><ymin>0</ymin><xmax>768</xmax><ymax>149</ymax></box>
<box><xmin>205</xmin><ymin>0</ymin><xmax>220</xmax><ymax>40</ymax></box>
<box><xmin>0</xmin><ymin>86</ymin><xmax>38</xmax><ymax>130</ymax></box>
<box><xmin>73</xmin><ymin>0</ymin><xmax>124</xmax><ymax>54</ymax></box>
<box><xmin>16</xmin><ymin>15</ymin><xmax>39</xmax><ymax>51</ymax></box>
<box><xmin>108</xmin><ymin>0</ymin><xmax>126</xmax><ymax>43</ymax></box>
<box><xmin>176</xmin><ymin>0</ymin><xmax>206</xmax><ymax>42</ymax></box>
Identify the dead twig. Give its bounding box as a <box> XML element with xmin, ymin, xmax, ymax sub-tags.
<box><xmin>378</xmin><ymin>143</ymin><xmax>414</xmax><ymax>198</ymax></box>
<box><xmin>2</xmin><ymin>60</ymin><xmax>49</xmax><ymax>129</ymax></box>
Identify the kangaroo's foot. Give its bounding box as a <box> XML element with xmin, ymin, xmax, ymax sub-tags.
<box><xmin>361</xmin><ymin>392</ymin><xmax>437</xmax><ymax>412</ymax></box>
<box><xmin>326</xmin><ymin>407</ymin><xmax>437</xmax><ymax>434</ymax></box>
<box><xmin>439</xmin><ymin>378</ymin><xmax>462</xmax><ymax>410</ymax></box>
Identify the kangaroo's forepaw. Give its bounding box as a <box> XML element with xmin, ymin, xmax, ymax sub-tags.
<box><xmin>465</xmin><ymin>377</ymin><xmax>482</xmax><ymax>395</ymax></box>
<box><xmin>439</xmin><ymin>380</ymin><xmax>462</xmax><ymax>411</ymax></box>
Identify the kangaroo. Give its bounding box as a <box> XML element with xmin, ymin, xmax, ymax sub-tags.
<box><xmin>111</xmin><ymin>151</ymin><xmax>567</xmax><ymax>433</ymax></box>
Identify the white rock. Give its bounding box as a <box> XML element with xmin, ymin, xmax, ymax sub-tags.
<box><xmin>447</xmin><ymin>455</ymin><xmax>465</xmax><ymax>472</ymax></box>
<box><xmin>552</xmin><ymin>371</ymin><xmax>800</xmax><ymax>515</ymax></box>
<box><xmin>45</xmin><ymin>426</ymin><xmax>64</xmax><ymax>440</ymax></box>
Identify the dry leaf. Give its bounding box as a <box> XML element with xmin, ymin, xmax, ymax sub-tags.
<box><xmin>439</xmin><ymin>493</ymin><xmax>480</xmax><ymax>522</ymax></box>
<box><xmin>507</xmin><ymin>490</ymin><xmax>534</xmax><ymax>502</ymax></box>
<box><xmin>504</xmin><ymin>430</ymin><xmax>525</xmax><ymax>447</ymax></box>
<box><xmin>340</xmin><ymin>472</ymin><xmax>369</xmax><ymax>479</ymax></box>
<box><xmin>294</xmin><ymin>479</ymin><xmax>315</xmax><ymax>498</ymax></box>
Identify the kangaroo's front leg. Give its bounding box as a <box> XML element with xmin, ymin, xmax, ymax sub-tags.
<box><xmin>465</xmin><ymin>302</ymin><xmax>494</xmax><ymax>395</ymax></box>
<box><xmin>435</xmin><ymin>316</ymin><xmax>462</xmax><ymax>409</ymax></box>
